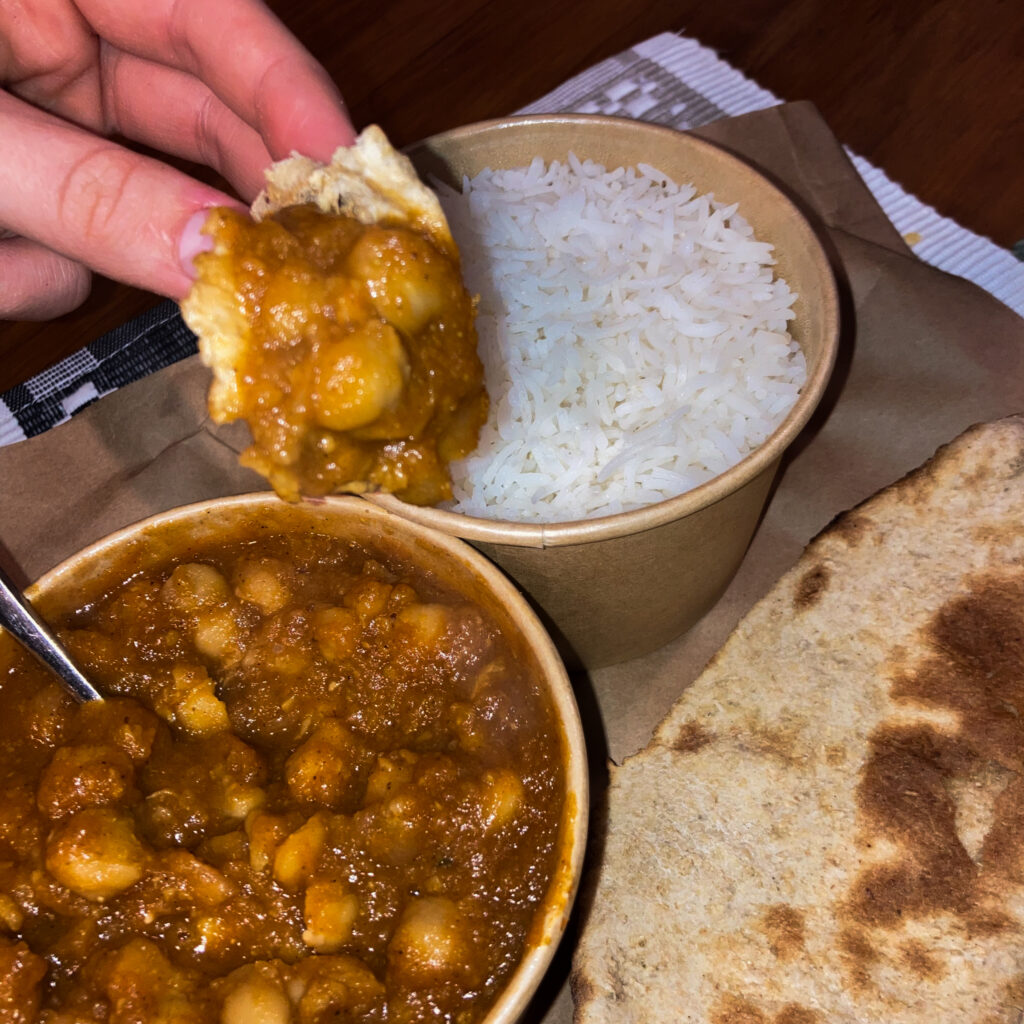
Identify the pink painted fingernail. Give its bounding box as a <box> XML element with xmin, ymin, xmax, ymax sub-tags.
<box><xmin>178</xmin><ymin>209</ymin><xmax>216</xmax><ymax>277</ymax></box>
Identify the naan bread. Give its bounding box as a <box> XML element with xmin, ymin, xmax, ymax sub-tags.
<box><xmin>179</xmin><ymin>127</ymin><xmax>485</xmax><ymax>504</ymax></box>
<box><xmin>573</xmin><ymin>415</ymin><xmax>1024</xmax><ymax>1024</ymax></box>
<box><xmin>181</xmin><ymin>125</ymin><xmax>454</xmax><ymax>427</ymax></box>
<box><xmin>251</xmin><ymin>124</ymin><xmax>453</xmax><ymax>252</ymax></box>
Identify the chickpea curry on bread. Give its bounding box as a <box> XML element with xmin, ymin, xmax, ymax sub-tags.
<box><xmin>0</xmin><ymin>527</ymin><xmax>566</xmax><ymax>1023</ymax></box>
<box><xmin>180</xmin><ymin>126</ymin><xmax>488</xmax><ymax>506</ymax></box>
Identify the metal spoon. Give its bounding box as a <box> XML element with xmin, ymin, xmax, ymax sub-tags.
<box><xmin>0</xmin><ymin>562</ymin><xmax>103</xmax><ymax>702</ymax></box>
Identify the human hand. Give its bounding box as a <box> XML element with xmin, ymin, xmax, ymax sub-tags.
<box><xmin>0</xmin><ymin>0</ymin><xmax>356</xmax><ymax>320</ymax></box>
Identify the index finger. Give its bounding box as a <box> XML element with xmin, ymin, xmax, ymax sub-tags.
<box><xmin>75</xmin><ymin>0</ymin><xmax>356</xmax><ymax>162</ymax></box>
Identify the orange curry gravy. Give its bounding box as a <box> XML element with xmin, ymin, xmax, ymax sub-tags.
<box><xmin>198</xmin><ymin>205</ymin><xmax>488</xmax><ymax>505</ymax></box>
<box><xmin>0</xmin><ymin>528</ymin><xmax>565</xmax><ymax>1023</ymax></box>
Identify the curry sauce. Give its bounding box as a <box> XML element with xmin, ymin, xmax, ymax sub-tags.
<box><xmin>193</xmin><ymin>205</ymin><xmax>488</xmax><ymax>505</ymax></box>
<box><xmin>0</xmin><ymin>528</ymin><xmax>564</xmax><ymax>1023</ymax></box>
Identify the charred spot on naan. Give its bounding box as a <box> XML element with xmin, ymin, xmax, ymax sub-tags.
<box><xmin>898</xmin><ymin>575</ymin><xmax>1024</xmax><ymax>758</ymax></box>
<box><xmin>836</xmin><ymin>927</ymin><xmax>878</xmax><ymax>991</ymax></box>
<box><xmin>792</xmin><ymin>563</ymin><xmax>831</xmax><ymax>609</ymax></box>
<box><xmin>738</xmin><ymin>720</ymin><xmax>808</xmax><ymax>766</ymax></box>
<box><xmin>845</xmin><ymin>569</ymin><xmax>1024</xmax><ymax>934</ymax></box>
<box><xmin>711</xmin><ymin>995</ymin><xmax>770</xmax><ymax>1024</ymax></box>
<box><xmin>710</xmin><ymin>995</ymin><xmax>822</xmax><ymax>1024</ymax></box>
<box><xmin>850</xmin><ymin>723</ymin><xmax>978</xmax><ymax>927</ymax></box>
<box><xmin>898</xmin><ymin>940</ymin><xmax>942</xmax><ymax>981</ymax></box>
<box><xmin>670</xmin><ymin>720</ymin><xmax>714</xmax><ymax>754</ymax></box>
<box><xmin>972</xmin><ymin>521</ymin><xmax>1024</xmax><ymax>549</ymax></box>
<box><xmin>774</xmin><ymin>1008</ymin><xmax>822</xmax><ymax>1024</ymax></box>
<box><xmin>759</xmin><ymin>905</ymin><xmax>806</xmax><ymax>961</ymax></box>
<box><xmin>809</xmin><ymin>509</ymin><xmax>875</xmax><ymax>550</ymax></box>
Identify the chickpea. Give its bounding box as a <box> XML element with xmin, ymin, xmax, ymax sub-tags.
<box><xmin>45</xmin><ymin>808</ymin><xmax>147</xmax><ymax>901</ymax></box>
<box><xmin>160</xmin><ymin>850</ymin><xmax>235</xmax><ymax>905</ymax></box>
<box><xmin>36</xmin><ymin>744</ymin><xmax>135</xmax><ymax>819</ymax></box>
<box><xmin>346</xmin><ymin>227</ymin><xmax>458</xmax><ymax>336</ymax></box>
<box><xmin>233</xmin><ymin>558</ymin><xmax>293</xmax><ymax>615</ymax></box>
<box><xmin>364</xmin><ymin>751</ymin><xmax>418</xmax><ymax>804</ymax></box>
<box><xmin>100</xmin><ymin>939</ymin><xmax>197</xmax><ymax>1023</ymax></box>
<box><xmin>162</xmin><ymin>665</ymin><xmax>230</xmax><ymax>736</ymax></box>
<box><xmin>387</xmin><ymin>896</ymin><xmax>474</xmax><ymax>987</ymax></box>
<box><xmin>221</xmin><ymin>966</ymin><xmax>292</xmax><ymax>1024</ymax></box>
<box><xmin>219</xmin><ymin>780</ymin><xmax>266</xmax><ymax>820</ymax></box>
<box><xmin>342</xmin><ymin>578</ymin><xmax>393</xmax><ymax>626</ymax></box>
<box><xmin>324</xmin><ymin>274</ymin><xmax>377</xmax><ymax>326</ymax></box>
<box><xmin>0</xmin><ymin>894</ymin><xmax>23</xmax><ymax>932</ymax></box>
<box><xmin>193</xmin><ymin>607</ymin><xmax>242</xmax><ymax>663</ymax></box>
<box><xmin>395</xmin><ymin>603</ymin><xmax>450</xmax><ymax>646</ymax></box>
<box><xmin>259</xmin><ymin>639</ymin><xmax>314</xmax><ymax>678</ymax></box>
<box><xmin>199</xmin><ymin>829</ymin><xmax>248</xmax><ymax>864</ymax></box>
<box><xmin>293</xmin><ymin>956</ymin><xmax>385</xmax><ymax>1022</ymax></box>
<box><xmin>311</xmin><ymin>606</ymin><xmax>360</xmax><ymax>663</ymax></box>
<box><xmin>100</xmin><ymin>700</ymin><xmax>161</xmax><ymax>764</ymax></box>
<box><xmin>273</xmin><ymin>814</ymin><xmax>326</xmax><ymax>890</ymax></box>
<box><xmin>177</xmin><ymin>685</ymin><xmax>230</xmax><ymax>735</ymax></box>
<box><xmin>258</xmin><ymin>265</ymin><xmax>319</xmax><ymax>345</ymax></box>
<box><xmin>477</xmin><ymin>769</ymin><xmax>524</xmax><ymax>832</ymax></box>
<box><xmin>245</xmin><ymin>810</ymin><xmax>297</xmax><ymax>874</ymax></box>
<box><xmin>363</xmin><ymin>791</ymin><xmax>426</xmax><ymax>866</ymax></box>
<box><xmin>285</xmin><ymin>719</ymin><xmax>367</xmax><ymax>808</ymax></box>
<box><xmin>302</xmin><ymin>880</ymin><xmax>359</xmax><ymax>952</ymax></box>
<box><xmin>450</xmin><ymin>702</ymin><xmax>483</xmax><ymax>753</ymax></box>
<box><xmin>161</xmin><ymin>564</ymin><xmax>230</xmax><ymax>613</ymax></box>
<box><xmin>0</xmin><ymin>938</ymin><xmax>47</xmax><ymax>1022</ymax></box>
<box><xmin>312</xmin><ymin>320</ymin><xmax>409</xmax><ymax>432</ymax></box>
<box><xmin>386</xmin><ymin>583</ymin><xmax>418</xmax><ymax>611</ymax></box>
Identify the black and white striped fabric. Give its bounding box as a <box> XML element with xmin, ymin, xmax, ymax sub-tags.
<box><xmin>2</xmin><ymin>33</ymin><xmax>1020</xmax><ymax>446</ymax></box>
<box><xmin>0</xmin><ymin>301</ymin><xmax>194</xmax><ymax>444</ymax></box>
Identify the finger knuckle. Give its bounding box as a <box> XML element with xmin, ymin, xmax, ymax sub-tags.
<box><xmin>56</xmin><ymin>145</ymin><xmax>142</xmax><ymax>245</ymax></box>
<box><xmin>193</xmin><ymin>92</ymin><xmax>225</xmax><ymax>170</ymax></box>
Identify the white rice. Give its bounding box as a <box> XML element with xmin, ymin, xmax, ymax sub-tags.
<box><xmin>437</xmin><ymin>155</ymin><xmax>805</xmax><ymax>523</ymax></box>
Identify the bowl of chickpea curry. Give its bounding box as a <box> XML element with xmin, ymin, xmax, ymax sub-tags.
<box><xmin>0</xmin><ymin>495</ymin><xmax>587</xmax><ymax>1024</ymax></box>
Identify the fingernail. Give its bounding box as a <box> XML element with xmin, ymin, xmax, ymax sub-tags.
<box><xmin>178</xmin><ymin>209</ymin><xmax>216</xmax><ymax>278</ymax></box>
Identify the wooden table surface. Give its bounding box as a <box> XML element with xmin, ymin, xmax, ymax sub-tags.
<box><xmin>2</xmin><ymin>0</ymin><xmax>1021</xmax><ymax>392</ymax></box>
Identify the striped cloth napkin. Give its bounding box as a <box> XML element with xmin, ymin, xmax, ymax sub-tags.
<box><xmin>2</xmin><ymin>32</ymin><xmax>1020</xmax><ymax>446</ymax></box>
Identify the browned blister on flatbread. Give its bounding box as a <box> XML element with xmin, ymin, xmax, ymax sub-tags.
<box><xmin>572</xmin><ymin>415</ymin><xmax>1024</xmax><ymax>1024</ymax></box>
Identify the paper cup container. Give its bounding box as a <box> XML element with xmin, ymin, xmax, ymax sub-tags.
<box><xmin>22</xmin><ymin>494</ymin><xmax>588</xmax><ymax>1024</ymax></box>
<box><xmin>370</xmin><ymin>114</ymin><xmax>840</xmax><ymax>670</ymax></box>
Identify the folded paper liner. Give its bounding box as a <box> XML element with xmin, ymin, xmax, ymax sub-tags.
<box><xmin>1</xmin><ymin>102</ymin><xmax>1023</xmax><ymax>1023</ymax></box>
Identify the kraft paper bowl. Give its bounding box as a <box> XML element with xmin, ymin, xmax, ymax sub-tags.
<box><xmin>368</xmin><ymin>114</ymin><xmax>840</xmax><ymax>670</ymax></box>
<box><xmin>20</xmin><ymin>494</ymin><xmax>588</xmax><ymax>1024</ymax></box>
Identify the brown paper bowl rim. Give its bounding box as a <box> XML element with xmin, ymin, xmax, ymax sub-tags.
<box><xmin>22</xmin><ymin>493</ymin><xmax>588</xmax><ymax>1024</ymax></box>
<box><xmin>368</xmin><ymin>113</ymin><xmax>840</xmax><ymax>548</ymax></box>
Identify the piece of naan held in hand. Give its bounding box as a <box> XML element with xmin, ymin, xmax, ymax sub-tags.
<box><xmin>573</xmin><ymin>415</ymin><xmax>1024</xmax><ymax>1024</ymax></box>
<box><xmin>180</xmin><ymin>126</ymin><xmax>487</xmax><ymax>504</ymax></box>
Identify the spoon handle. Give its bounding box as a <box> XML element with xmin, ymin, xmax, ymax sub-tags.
<box><xmin>0</xmin><ymin>563</ymin><xmax>103</xmax><ymax>702</ymax></box>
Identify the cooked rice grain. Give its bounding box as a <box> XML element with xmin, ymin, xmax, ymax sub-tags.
<box><xmin>438</xmin><ymin>156</ymin><xmax>804</xmax><ymax>522</ymax></box>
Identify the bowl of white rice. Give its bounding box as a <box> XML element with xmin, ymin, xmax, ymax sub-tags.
<box><xmin>367</xmin><ymin>114</ymin><xmax>840</xmax><ymax>668</ymax></box>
